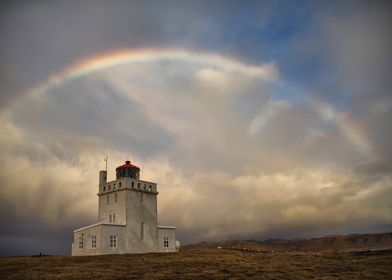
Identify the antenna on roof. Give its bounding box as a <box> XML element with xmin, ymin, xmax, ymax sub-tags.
<box><xmin>104</xmin><ymin>156</ymin><xmax>108</xmax><ymax>172</ymax></box>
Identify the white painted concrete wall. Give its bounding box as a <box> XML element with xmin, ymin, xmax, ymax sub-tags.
<box><xmin>72</xmin><ymin>223</ymin><xmax>126</xmax><ymax>256</ymax></box>
<box><xmin>124</xmin><ymin>187</ymin><xmax>159</xmax><ymax>253</ymax></box>
<box><xmin>158</xmin><ymin>226</ymin><xmax>176</xmax><ymax>252</ymax></box>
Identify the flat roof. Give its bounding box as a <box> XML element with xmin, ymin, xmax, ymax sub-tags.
<box><xmin>158</xmin><ymin>225</ymin><xmax>176</xmax><ymax>229</ymax></box>
<box><xmin>74</xmin><ymin>222</ymin><xmax>126</xmax><ymax>232</ymax></box>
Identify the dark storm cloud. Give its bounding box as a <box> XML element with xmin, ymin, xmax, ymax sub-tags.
<box><xmin>0</xmin><ymin>225</ymin><xmax>73</xmax><ymax>256</ymax></box>
<box><xmin>322</xmin><ymin>1</ymin><xmax>392</xmax><ymax>97</ymax></box>
<box><xmin>320</xmin><ymin>2</ymin><xmax>392</xmax><ymax>161</ymax></box>
<box><xmin>9</xmin><ymin>77</ymin><xmax>174</xmax><ymax>160</ymax></box>
<box><xmin>0</xmin><ymin>1</ymin><xmax>166</xmax><ymax>87</ymax></box>
<box><xmin>0</xmin><ymin>0</ymin><xmax>315</xmax><ymax>104</ymax></box>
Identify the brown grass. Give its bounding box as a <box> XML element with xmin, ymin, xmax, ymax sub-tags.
<box><xmin>1</xmin><ymin>249</ymin><xmax>392</xmax><ymax>279</ymax></box>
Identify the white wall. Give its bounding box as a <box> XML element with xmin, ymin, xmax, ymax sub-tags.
<box><xmin>125</xmin><ymin>185</ymin><xmax>159</xmax><ymax>253</ymax></box>
<box><xmin>158</xmin><ymin>227</ymin><xmax>176</xmax><ymax>252</ymax></box>
<box><xmin>72</xmin><ymin>224</ymin><xmax>127</xmax><ymax>256</ymax></box>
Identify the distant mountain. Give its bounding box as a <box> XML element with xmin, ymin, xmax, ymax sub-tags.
<box><xmin>183</xmin><ymin>232</ymin><xmax>392</xmax><ymax>252</ymax></box>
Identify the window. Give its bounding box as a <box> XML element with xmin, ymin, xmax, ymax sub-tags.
<box><xmin>109</xmin><ymin>213</ymin><xmax>115</xmax><ymax>223</ymax></box>
<box><xmin>107</xmin><ymin>195</ymin><xmax>109</xmax><ymax>204</ymax></box>
<box><xmin>131</xmin><ymin>182</ymin><xmax>134</xmax><ymax>188</ymax></box>
<box><xmin>119</xmin><ymin>182</ymin><xmax>122</xmax><ymax>188</ymax></box>
<box><xmin>78</xmin><ymin>234</ymin><xmax>84</xmax><ymax>249</ymax></box>
<box><xmin>91</xmin><ymin>235</ymin><xmax>96</xmax><ymax>248</ymax></box>
<box><xmin>115</xmin><ymin>193</ymin><xmax>118</xmax><ymax>202</ymax></box>
<box><xmin>108</xmin><ymin>185</ymin><xmax>111</xmax><ymax>191</ymax></box>
<box><xmin>137</xmin><ymin>183</ymin><xmax>140</xmax><ymax>189</ymax></box>
<box><xmin>140</xmin><ymin>193</ymin><xmax>144</xmax><ymax>203</ymax></box>
<box><xmin>149</xmin><ymin>185</ymin><xmax>152</xmax><ymax>191</ymax></box>
<box><xmin>110</xmin><ymin>235</ymin><xmax>117</xmax><ymax>248</ymax></box>
<box><xmin>113</xmin><ymin>183</ymin><xmax>116</xmax><ymax>189</ymax></box>
<box><xmin>164</xmin><ymin>237</ymin><xmax>169</xmax><ymax>248</ymax></box>
<box><xmin>140</xmin><ymin>222</ymin><xmax>144</xmax><ymax>239</ymax></box>
<box><xmin>103</xmin><ymin>186</ymin><xmax>106</xmax><ymax>192</ymax></box>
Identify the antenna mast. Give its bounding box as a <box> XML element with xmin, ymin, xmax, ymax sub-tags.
<box><xmin>104</xmin><ymin>156</ymin><xmax>108</xmax><ymax>172</ymax></box>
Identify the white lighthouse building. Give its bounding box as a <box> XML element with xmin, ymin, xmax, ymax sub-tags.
<box><xmin>72</xmin><ymin>160</ymin><xmax>177</xmax><ymax>256</ymax></box>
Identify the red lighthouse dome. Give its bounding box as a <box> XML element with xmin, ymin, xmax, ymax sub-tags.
<box><xmin>115</xmin><ymin>160</ymin><xmax>140</xmax><ymax>179</ymax></box>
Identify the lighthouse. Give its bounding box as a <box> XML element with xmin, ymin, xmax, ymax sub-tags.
<box><xmin>72</xmin><ymin>160</ymin><xmax>177</xmax><ymax>255</ymax></box>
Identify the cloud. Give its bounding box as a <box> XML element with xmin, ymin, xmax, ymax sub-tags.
<box><xmin>148</xmin><ymin>159</ymin><xmax>392</xmax><ymax>243</ymax></box>
<box><xmin>0</xmin><ymin>0</ymin><xmax>294</xmax><ymax>105</ymax></box>
<box><xmin>249</xmin><ymin>100</ymin><xmax>291</xmax><ymax>136</ymax></box>
<box><xmin>322</xmin><ymin>2</ymin><xmax>391</xmax><ymax>94</ymax></box>
<box><xmin>318</xmin><ymin>2</ymin><xmax>392</xmax><ymax>161</ymax></box>
<box><xmin>1</xmin><ymin>51</ymin><xmax>391</xmax><ymax>255</ymax></box>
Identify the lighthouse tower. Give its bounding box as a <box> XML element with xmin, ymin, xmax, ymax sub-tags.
<box><xmin>72</xmin><ymin>160</ymin><xmax>176</xmax><ymax>256</ymax></box>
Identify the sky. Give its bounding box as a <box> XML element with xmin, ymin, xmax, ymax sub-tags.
<box><xmin>0</xmin><ymin>0</ymin><xmax>391</xmax><ymax>256</ymax></box>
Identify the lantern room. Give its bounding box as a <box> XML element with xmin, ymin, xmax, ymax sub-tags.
<box><xmin>115</xmin><ymin>160</ymin><xmax>140</xmax><ymax>179</ymax></box>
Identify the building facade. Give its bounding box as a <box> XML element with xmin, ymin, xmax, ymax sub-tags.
<box><xmin>72</xmin><ymin>161</ymin><xmax>177</xmax><ymax>256</ymax></box>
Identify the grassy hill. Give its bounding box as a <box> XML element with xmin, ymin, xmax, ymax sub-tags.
<box><xmin>1</xmin><ymin>249</ymin><xmax>392</xmax><ymax>279</ymax></box>
<box><xmin>1</xmin><ymin>232</ymin><xmax>392</xmax><ymax>279</ymax></box>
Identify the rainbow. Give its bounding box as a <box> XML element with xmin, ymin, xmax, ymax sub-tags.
<box><xmin>314</xmin><ymin>99</ymin><xmax>373</xmax><ymax>158</ymax></box>
<box><xmin>28</xmin><ymin>48</ymin><xmax>277</xmax><ymax>97</ymax></box>
<box><xmin>10</xmin><ymin>48</ymin><xmax>375</xmax><ymax>158</ymax></box>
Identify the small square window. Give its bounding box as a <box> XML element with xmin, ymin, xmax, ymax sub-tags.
<box><xmin>164</xmin><ymin>237</ymin><xmax>169</xmax><ymax>248</ymax></box>
<box><xmin>110</xmin><ymin>235</ymin><xmax>117</xmax><ymax>248</ymax></box>
<box><xmin>109</xmin><ymin>213</ymin><xmax>116</xmax><ymax>223</ymax></box>
<box><xmin>91</xmin><ymin>235</ymin><xmax>96</xmax><ymax>248</ymax></box>
<box><xmin>79</xmin><ymin>234</ymin><xmax>84</xmax><ymax>249</ymax></box>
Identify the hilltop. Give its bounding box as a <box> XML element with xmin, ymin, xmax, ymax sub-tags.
<box><xmin>184</xmin><ymin>232</ymin><xmax>392</xmax><ymax>252</ymax></box>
